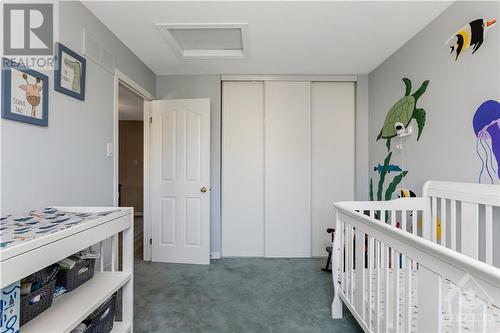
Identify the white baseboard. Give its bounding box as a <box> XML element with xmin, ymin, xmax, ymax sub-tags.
<box><xmin>210</xmin><ymin>251</ymin><xmax>221</xmax><ymax>259</ymax></box>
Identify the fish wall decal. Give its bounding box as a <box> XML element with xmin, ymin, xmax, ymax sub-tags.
<box><xmin>446</xmin><ymin>18</ymin><xmax>496</xmax><ymax>61</ymax></box>
<box><xmin>373</xmin><ymin>164</ymin><xmax>402</xmax><ymax>174</ymax></box>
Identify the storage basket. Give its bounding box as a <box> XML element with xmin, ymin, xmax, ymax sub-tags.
<box><xmin>57</xmin><ymin>258</ymin><xmax>96</xmax><ymax>292</ymax></box>
<box><xmin>20</xmin><ymin>279</ymin><xmax>56</xmax><ymax>326</ymax></box>
<box><xmin>86</xmin><ymin>293</ymin><xmax>116</xmax><ymax>333</ymax></box>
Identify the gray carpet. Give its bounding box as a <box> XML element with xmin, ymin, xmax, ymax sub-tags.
<box><xmin>133</xmin><ymin>258</ymin><xmax>362</xmax><ymax>333</ymax></box>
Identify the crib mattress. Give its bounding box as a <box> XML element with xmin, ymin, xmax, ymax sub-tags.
<box><xmin>342</xmin><ymin>270</ymin><xmax>500</xmax><ymax>333</ymax></box>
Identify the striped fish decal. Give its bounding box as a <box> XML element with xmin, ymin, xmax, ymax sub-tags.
<box><xmin>446</xmin><ymin>18</ymin><xmax>496</xmax><ymax>61</ymax></box>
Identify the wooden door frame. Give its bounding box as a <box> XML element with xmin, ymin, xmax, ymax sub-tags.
<box><xmin>113</xmin><ymin>69</ymin><xmax>154</xmax><ymax>261</ymax></box>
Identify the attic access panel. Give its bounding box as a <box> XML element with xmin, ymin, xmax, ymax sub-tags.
<box><xmin>156</xmin><ymin>23</ymin><xmax>249</xmax><ymax>59</ymax></box>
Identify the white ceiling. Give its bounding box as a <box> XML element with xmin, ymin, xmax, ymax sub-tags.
<box><xmin>119</xmin><ymin>83</ymin><xmax>143</xmax><ymax>121</ymax></box>
<box><xmin>83</xmin><ymin>1</ymin><xmax>453</xmax><ymax>75</ymax></box>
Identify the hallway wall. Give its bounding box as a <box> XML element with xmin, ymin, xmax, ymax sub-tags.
<box><xmin>119</xmin><ymin>120</ymin><xmax>144</xmax><ymax>213</ymax></box>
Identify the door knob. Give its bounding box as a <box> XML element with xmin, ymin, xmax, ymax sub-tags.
<box><xmin>200</xmin><ymin>187</ymin><xmax>208</xmax><ymax>193</ymax></box>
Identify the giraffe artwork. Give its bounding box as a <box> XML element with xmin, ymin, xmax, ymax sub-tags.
<box><xmin>18</xmin><ymin>73</ymin><xmax>43</xmax><ymax>118</ymax></box>
<box><xmin>1</xmin><ymin>59</ymin><xmax>49</xmax><ymax>126</ymax></box>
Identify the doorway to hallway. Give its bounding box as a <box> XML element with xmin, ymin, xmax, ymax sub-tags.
<box><xmin>118</xmin><ymin>82</ymin><xmax>145</xmax><ymax>260</ymax></box>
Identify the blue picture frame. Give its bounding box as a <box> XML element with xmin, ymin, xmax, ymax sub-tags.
<box><xmin>54</xmin><ymin>42</ymin><xmax>86</xmax><ymax>100</ymax></box>
<box><xmin>1</xmin><ymin>58</ymin><xmax>49</xmax><ymax>127</ymax></box>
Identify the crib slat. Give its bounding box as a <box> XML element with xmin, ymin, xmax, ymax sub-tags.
<box><xmin>441</xmin><ymin>198</ymin><xmax>447</xmax><ymax>247</ymax></box>
<box><xmin>450</xmin><ymin>200</ymin><xmax>457</xmax><ymax>251</ymax></box>
<box><xmin>368</xmin><ymin>235</ymin><xmax>373</xmax><ymax>330</ymax></box>
<box><xmin>424</xmin><ymin>197</ymin><xmax>432</xmax><ymax>240</ymax></box>
<box><xmin>417</xmin><ymin>266</ymin><xmax>442</xmax><ymax>333</ymax></box>
<box><xmin>351</xmin><ymin>226</ymin><xmax>355</xmax><ymax>302</ymax></box>
<box><xmin>99</xmin><ymin>241</ymin><xmax>104</xmax><ymax>271</ymax></box>
<box><xmin>450</xmin><ymin>285</ymin><xmax>463</xmax><ymax>333</ymax></box>
<box><xmin>412</xmin><ymin>210</ymin><xmax>417</xmax><ymax>235</ymax></box>
<box><xmin>340</xmin><ymin>221</ymin><xmax>345</xmax><ymax>295</ymax></box>
<box><xmin>480</xmin><ymin>301</ymin><xmax>487</xmax><ymax>333</ymax></box>
<box><xmin>485</xmin><ymin>205</ymin><xmax>493</xmax><ymax>265</ymax></box>
<box><xmin>432</xmin><ymin>197</ymin><xmax>437</xmax><ymax>243</ymax></box>
<box><xmin>111</xmin><ymin>234</ymin><xmax>117</xmax><ymax>271</ymax></box>
<box><xmin>412</xmin><ymin>210</ymin><xmax>418</xmax><ymax>270</ymax></box>
<box><xmin>355</xmin><ymin>229</ymin><xmax>365</xmax><ymax>320</ymax></box>
<box><xmin>384</xmin><ymin>244</ymin><xmax>389</xmax><ymax>332</ymax></box>
<box><xmin>345</xmin><ymin>224</ymin><xmax>350</xmax><ymax>297</ymax></box>
<box><xmin>346</xmin><ymin>225</ymin><xmax>349</xmax><ymax>298</ymax></box>
<box><xmin>461</xmin><ymin>202</ymin><xmax>479</xmax><ymax>259</ymax></box>
<box><xmin>403</xmin><ymin>256</ymin><xmax>412</xmax><ymax>333</ymax></box>
<box><xmin>393</xmin><ymin>249</ymin><xmax>400</xmax><ymax>333</ymax></box>
<box><xmin>391</xmin><ymin>210</ymin><xmax>396</xmax><ymax>227</ymax></box>
<box><xmin>402</xmin><ymin>210</ymin><xmax>407</xmax><ymax>232</ymax></box>
<box><xmin>375</xmin><ymin>240</ymin><xmax>381</xmax><ymax>332</ymax></box>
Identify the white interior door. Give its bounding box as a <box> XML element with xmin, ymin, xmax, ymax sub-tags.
<box><xmin>150</xmin><ymin>98</ymin><xmax>210</xmax><ymax>264</ymax></box>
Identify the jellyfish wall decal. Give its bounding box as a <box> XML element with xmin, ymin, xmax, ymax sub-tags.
<box><xmin>473</xmin><ymin>100</ymin><xmax>500</xmax><ymax>184</ymax></box>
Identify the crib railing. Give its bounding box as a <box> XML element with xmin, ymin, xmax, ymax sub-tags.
<box><xmin>332</xmin><ymin>203</ymin><xmax>500</xmax><ymax>333</ymax></box>
<box><xmin>345</xmin><ymin>197</ymin><xmax>426</xmax><ymax>236</ymax></box>
<box><xmin>423</xmin><ymin>181</ymin><xmax>500</xmax><ymax>265</ymax></box>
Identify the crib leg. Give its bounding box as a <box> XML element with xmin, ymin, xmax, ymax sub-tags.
<box><xmin>332</xmin><ymin>293</ymin><xmax>343</xmax><ymax>318</ymax></box>
<box><xmin>332</xmin><ymin>213</ymin><xmax>343</xmax><ymax>319</ymax></box>
<box><xmin>331</xmin><ymin>247</ymin><xmax>343</xmax><ymax>319</ymax></box>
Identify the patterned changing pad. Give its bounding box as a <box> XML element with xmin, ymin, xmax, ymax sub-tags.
<box><xmin>0</xmin><ymin>207</ymin><xmax>119</xmax><ymax>250</ymax></box>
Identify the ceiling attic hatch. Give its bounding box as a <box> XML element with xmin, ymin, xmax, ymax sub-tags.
<box><xmin>155</xmin><ymin>23</ymin><xmax>249</xmax><ymax>59</ymax></box>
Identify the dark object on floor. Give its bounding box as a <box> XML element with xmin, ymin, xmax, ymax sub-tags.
<box><xmin>57</xmin><ymin>258</ymin><xmax>96</xmax><ymax>292</ymax></box>
<box><xmin>322</xmin><ymin>228</ymin><xmax>335</xmax><ymax>272</ymax></box>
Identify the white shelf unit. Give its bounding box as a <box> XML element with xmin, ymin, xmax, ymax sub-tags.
<box><xmin>0</xmin><ymin>207</ymin><xmax>134</xmax><ymax>333</ymax></box>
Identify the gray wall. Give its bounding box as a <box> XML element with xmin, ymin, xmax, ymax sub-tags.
<box><xmin>1</xmin><ymin>1</ymin><xmax>155</xmax><ymax>215</ymax></box>
<box><xmin>156</xmin><ymin>75</ymin><xmax>222</xmax><ymax>256</ymax></box>
<box><xmin>369</xmin><ymin>1</ymin><xmax>500</xmax><ymax>195</ymax></box>
<box><xmin>355</xmin><ymin>75</ymin><xmax>370</xmax><ymax>200</ymax></box>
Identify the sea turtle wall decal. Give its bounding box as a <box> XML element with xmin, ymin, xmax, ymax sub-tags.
<box><xmin>376</xmin><ymin>78</ymin><xmax>429</xmax><ymax>151</ymax></box>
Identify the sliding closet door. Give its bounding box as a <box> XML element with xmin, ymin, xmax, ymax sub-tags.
<box><xmin>311</xmin><ymin>82</ymin><xmax>355</xmax><ymax>257</ymax></box>
<box><xmin>264</xmin><ymin>81</ymin><xmax>311</xmax><ymax>257</ymax></box>
<box><xmin>221</xmin><ymin>82</ymin><xmax>264</xmax><ymax>256</ymax></box>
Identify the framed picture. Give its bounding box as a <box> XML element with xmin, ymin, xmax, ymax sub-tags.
<box><xmin>1</xmin><ymin>58</ymin><xmax>49</xmax><ymax>126</ymax></box>
<box><xmin>54</xmin><ymin>42</ymin><xmax>86</xmax><ymax>100</ymax></box>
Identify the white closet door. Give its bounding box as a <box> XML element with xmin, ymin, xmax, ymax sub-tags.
<box><xmin>264</xmin><ymin>81</ymin><xmax>311</xmax><ymax>257</ymax></box>
<box><xmin>311</xmin><ymin>82</ymin><xmax>355</xmax><ymax>257</ymax></box>
<box><xmin>222</xmin><ymin>82</ymin><xmax>264</xmax><ymax>256</ymax></box>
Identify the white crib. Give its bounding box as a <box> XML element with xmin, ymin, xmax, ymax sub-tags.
<box><xmin>331</xmin><ymin>181</ymin><xmax>500</xmax><ymax>333</ymax></box>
